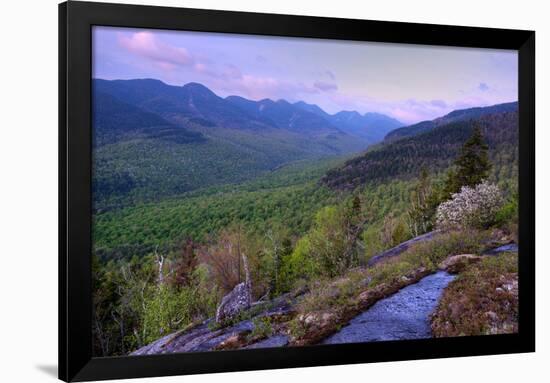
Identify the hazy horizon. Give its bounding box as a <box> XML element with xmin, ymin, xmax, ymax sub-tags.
<box><xmin>93</xmin><ymin>76</ymin><xmax>518</xmax><ymax>124</ymax></box>
<box><xmin>93</xmin><ymin>26</ymin><xmax>518</xmax><ymax>124</ymax></box>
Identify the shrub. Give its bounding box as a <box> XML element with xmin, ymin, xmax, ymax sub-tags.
<box><xmin>141</xmin><ymin>265</ymin><xmax>219</xmax><ymax>344</ymax></box>
<box><xmin>494</xmin><ymin>193</ymin><xmax>518</xmax><ymax>227</ymax></box>
<box><xmin>199</xmin><ymin>226</ymin><xmax>266</xmax><ymax>298</ymax></box>
<box><xmin>142</xmin><ymin>285</ymin><xmax>195</xmax><ymax>344</ymax></box>
<box><xmin>296</xmin><ymin>200</ymin><xmax>365</xmax><ymax>279</ymax></box>
<box><xmin>284</xmin><ymin>235</ymin><xmax>318</xmax><ymax>286</ymax></box>
<box><xmin>380</xmin><ymin>214</ymin><xmax>410</xmax><ymax>249</ymax></box>
<box><xmin>436</xmin><ymin>181</ymin><xmax>503</xmax><ymax>230</ymax></box>
<box><xmin>361</xmin><ymin>225</ymin><xmax>385</xmax><ymax>266</ymax></box>
<box><xmin>249</xmin><ymin>316</ymin><xmax>274</xmax><ymax>340</ymax></box>
<box><xmin>307</xmin><ymin>206</ymin><xmax>349</xmax><ymax>277</ymax></box>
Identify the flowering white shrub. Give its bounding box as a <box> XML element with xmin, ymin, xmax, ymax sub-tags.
<box><xmin>436</xmin><ymin>181</ymin><xmax>504</xmax><ymax>229</ymax></box>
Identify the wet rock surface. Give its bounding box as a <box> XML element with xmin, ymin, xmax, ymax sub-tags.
<box><xmin>322</xmin><ymin>271</ymin><xmax>455</xmax><ymax>344</ymax></box>
<box><xmin>244</xmin><ymin>334</ymin><xmax>289</xmax><ymax>349</ymax></box>
<box><xmin>483</xmin><ymin>243</ymin><xmax>518</xmax><ymax>255</ymax></box>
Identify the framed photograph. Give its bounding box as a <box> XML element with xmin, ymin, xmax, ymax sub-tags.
<box><xmin>59</xmin><ymin>1</ymin><xmax>535</xmax><ymax>381</ymax></box>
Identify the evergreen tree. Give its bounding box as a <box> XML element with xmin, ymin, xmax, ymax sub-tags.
<box><xmin>444</xmin><ymin>125</ymin><xmax>491</xmax><ymax>196</ymax></box>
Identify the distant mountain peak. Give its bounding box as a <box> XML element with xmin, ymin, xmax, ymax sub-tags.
<box><xmin>118</xmin><ymin>78</ymin><xmax>164</xmax><ymax>85</ymax></box>
<box><xmin>276</xmin><ymin>99</ymin><xmax>291</xmax><ymax>105</ymax></box>
<box><xmin>333</xmin><ymin>110</ymin><xmax>362</xmax><ymax>119</ymax></box>
<box><xmin>182</xmin><ymin>82</ymin><xmax>217</xmax><ymax>96</ymax></box>
<box><xmin>259</xmin><ymin>98</ymin><xmax>276</xmax><ymax>105</ymax></box>
<box><xmin>364</xmin><ymin>112</ymin><xmax>387</xmax><ymax>118</ymax></box>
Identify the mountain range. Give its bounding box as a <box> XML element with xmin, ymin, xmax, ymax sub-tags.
<box><xmin>93</xmin><ymin>79</ymin><xmax>402</xmax><ymax>144</ymax></box>
<box><xmin>92</xmin><ymin>79</ymin><xmax>403</xmax><ymax>208</ymax></box>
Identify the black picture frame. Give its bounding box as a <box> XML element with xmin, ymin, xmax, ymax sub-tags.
<box><xmin>59</xmin><ymin>1</ymin><xmax>535</xmax><ymax>381</ymax></box>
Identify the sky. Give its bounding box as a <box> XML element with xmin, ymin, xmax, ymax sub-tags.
<box><xmin>92</xmin><ymin>26</ymin><xmax>518</xmax><ymax>124</ymax></box>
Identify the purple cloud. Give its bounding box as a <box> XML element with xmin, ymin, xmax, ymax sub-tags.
<box><xmin>478</xmin><ymin>82</ymin><xmax>490</xmax><ymax>91</ymax></box>
<box><xmin>314</xmin><ymin>81</ymin><xmax>338</xmax><ymax>92</ymax></box>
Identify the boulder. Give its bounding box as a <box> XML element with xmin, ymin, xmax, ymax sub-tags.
<box><xmin>215</xmin><ymin>253</ymin><xmax>252</xmax><ymax>324</ymax></box>
<box><xmin>438</xmin><ymin>254</ymin><xmax>482</xmax><ymax>273</ymax></box>
<box><xmin>215</xmin><ymin>282</ymin><xmax>252</xmax><ymax>324</ymax></box>
<box><xmin>297</xmin><ymin>311</ymin><xmax>337</xmax><ymax>330</ymax></box>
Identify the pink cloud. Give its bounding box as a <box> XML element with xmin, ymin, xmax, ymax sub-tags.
<box><xmin>116</xmin><ymin>31</ymin><xmax>326</xmax><ymax>102</ymax></box>
<box><xmin>118</xmin><ymin>32</ymin><xmax>194</xmax><ymax>69</ymax></box>
<box><xmin>116</xmin><ymin>31</ymin><xmax>326</xmax><ymax>101</ymax></box>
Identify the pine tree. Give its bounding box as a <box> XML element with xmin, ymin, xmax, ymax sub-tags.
<box><xmin>444</xmin><ymin>125</ymin><xmax>491</xmax><ymax>196</ymax></box>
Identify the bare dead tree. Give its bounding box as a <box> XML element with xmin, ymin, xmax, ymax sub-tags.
<box><xmin>154</xmin><ymin>246</ymin><xmax>165</xmax><ymax>287</ymax></box>
<box><xmin>237</xmin><ymin>224</ymin><xmax>242</xmax><ymax>283</ymax></box>
<box><xmin>93</xmin><ymin>308</ymin><xmax>109</xmax><ymax>356</ymax></box>
<box><xmin>241</xmin><ymin>252</ymin><xmax>251</xmax><ymax>290</ymax></box>
<box><xmin>111</xmin><ymin>309</ymin><xmax>125</xmax><ymax>354</ymax></box>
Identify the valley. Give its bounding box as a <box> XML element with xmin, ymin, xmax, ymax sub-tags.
<box><xmin>92</xmin><ymin>79</ymin><xmax>400</xmax><ymax>210</ymax></box>
<box><xmin>91</xmin><ymin>78</ymin><xmax>519</xmax><ymax>358</ymax></box>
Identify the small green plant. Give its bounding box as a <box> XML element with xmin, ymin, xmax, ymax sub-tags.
<box><xmin>288</xmin><ymin>318</ymin><xmax>307</xmax><ymax>339</ymax></box>
<box><xmin>369</xmin><ymin>260</ymin><xmax>414</xmax><ymax>286</ymax></box>
<box><xmin>494</xmin><ymin>194</ymin><xmax>518</xmax><ymax>227</ymax></box>
<box><xmin>249</xmin><ymin>316</ymin><xmax>274</xmax><ymax>340</ymax></box>
<box><xmin>207</xmin><ymin>320</ymin><xmax>222</xmax><ymax>331</ymax></box>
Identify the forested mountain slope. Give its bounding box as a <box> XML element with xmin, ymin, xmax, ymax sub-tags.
<box><xmin>92</xmin><ymin>91</ymin><xmax>205</xmax><ymax>147</ymax></box>
<box><xmin>384</xmin><ymin>101</ymin><xmax>517</xmax><ymax>141</ymax></box>
<box><xmin>322</xmin><ymin>110</ymin><xmax>518</xmax><ymax>190</ymax></box>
